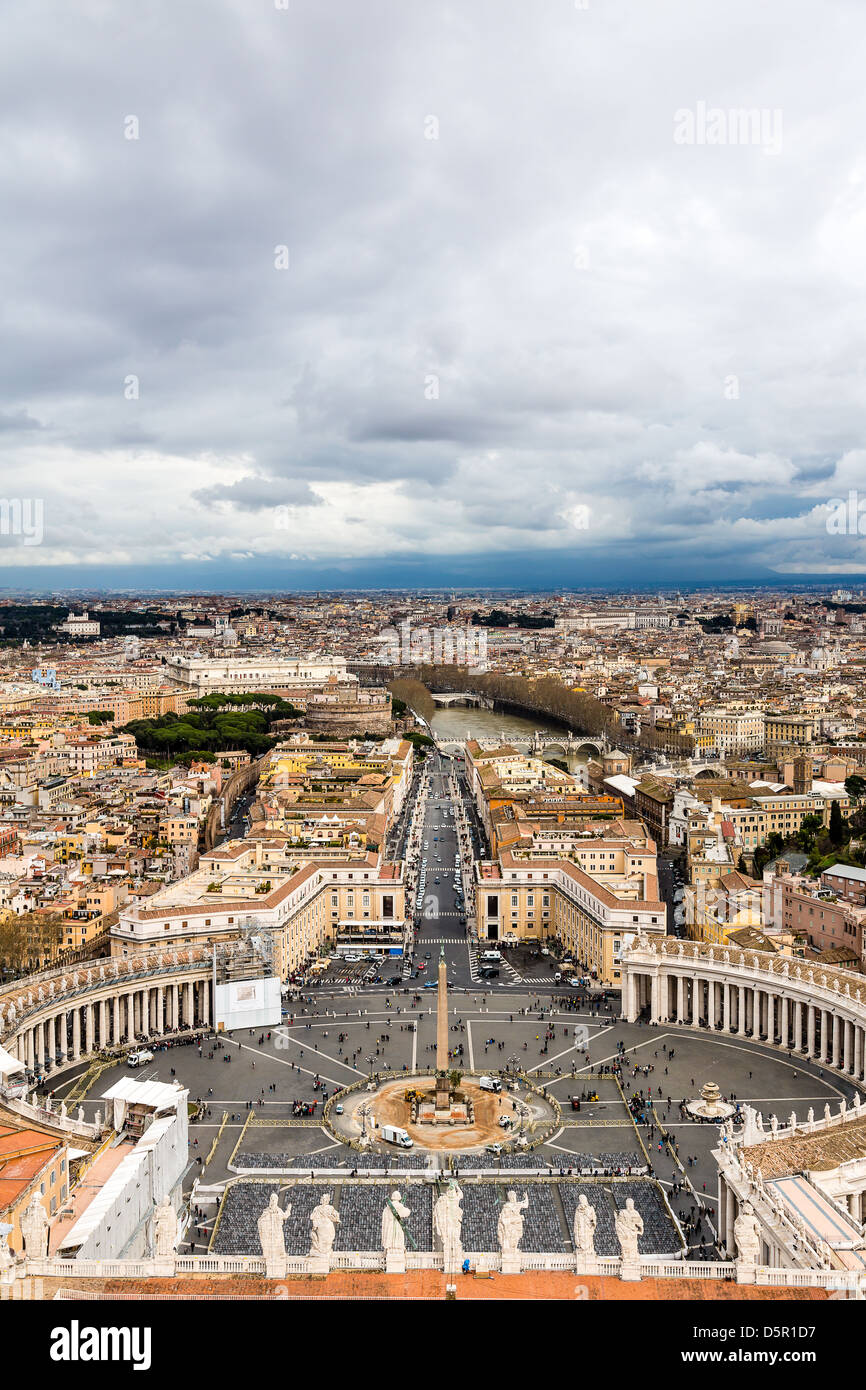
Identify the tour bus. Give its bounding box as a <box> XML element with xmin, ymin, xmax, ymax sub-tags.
<box><xmin>381</xmin><ymin>1124</ymin><xmax>414</xmax><ymax>1149</ymax></box>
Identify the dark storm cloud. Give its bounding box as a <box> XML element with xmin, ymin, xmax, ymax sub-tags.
<box><xmin>193</xmin><ymin>476</ymin><xmax>322</xmax><ymax>510</ymax></box>
<box><xmin>0</xmin><ymin>0</ymin><xmax>865</xmax><ymax>576</ymax></box>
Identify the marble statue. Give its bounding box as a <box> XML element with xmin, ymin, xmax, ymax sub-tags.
<box><xmin>153</xmin><ymin>1194</ymin><xmax>178</xmax><ymax>1258</ymax></box>
<box><xmin>573</xmin><ymin>1194</ymin><xmax>598</xmax><ymax>1259</ymax></box>
<box><xmin>309</xmin><ymin>1192</ymin><xmax>340</xmax><ymax>1257</ymax></box>
<box><xmin>77</xmin><ymin>1107</ymin><xmax>84</xmax><ymax>1123</ymax></box>
<box><xmin>734</xmin><ymin>1201</ymin><xmax>761</xmax><ymax>1267</ymax></box>
<box><xmin>433</xmin><ymin>1180</ymin><xmax>463</xmax><ymax>1267</ymax></box>
<box><xmin>497</xmin><ymin>1190</ymin><xmax>529</xmax><ymax>1257</ymax></box>
<box><xmin>257</xmin><ymin>1192</ymin><xmax>290</xmax><ymax>1264</ymax></box>
<box><xmin>614</xmin><ymin>1198</ymin><xmax>644</xmax><ymax>1263</ymax></box>
<box><xmin>381</xmin><ymin>1190</ymin><xmax>411</xmax><ymax>1255</ymax></box>
<box><xmin>20</xmin><ymin>1195</ymin><xmax>49</xmax><ymax>1258</ymax></box>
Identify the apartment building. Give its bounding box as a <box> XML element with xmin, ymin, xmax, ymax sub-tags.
<box><xmin>163</xmin><ymin>654</ymin><xmax>350</xmax><ymax>692</ymax></box>
<box><xmin>764</xmin><ymin>713</ymin><xmax>816</xmax><ymax>752</ymax></box>
<box><xmin>695</xmin><ymin>707</ymin><xmax>765</xmax><ymax>757</ymax></box>
<box><xmin>113</xmin><ymin>839</ymin><xmax>405</xmax><ymax>975</ymax></box>
<box><xmin>763</xmin><ymin>865</ymin><xmax>865</xmax><ymax>963</ymax></box>
<box><xmin>684</xmin><ymin>869</ymin><xmax>765</xmax><ymax>946</ymax></box>
<box><xmin>474</xmin><ymin>831</ymin><xmax>665</xmax><ymax>987</ymax></box>
<box><xmin>0</xmin><ymin>1126</ymin><xmax>70</xmax><ymax>1253</ymax></box>
<box><xmin>633</xmin><ymin>777</ymin><xmax>675</xmax><ymax>847</ymax></box>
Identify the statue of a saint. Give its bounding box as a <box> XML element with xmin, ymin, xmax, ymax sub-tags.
<box><xmin>257</xmin><ymin>1192</ymin><xmax>290</xmax><ymax>1264</ymax></box>
<box><xmin>614</xmin><ymin>1198</ymin><xmax>644</xmax><ymax>1263</ymax></box>
<box><xmin>153</xmin><ymin>1194</ymin><xmax>178</xmax><ymax>1258</ymax></box>
<box><xmin>734</xmin><ymin>1201</ymin><xmax>761</xmax><ymax>1266</ymax></box>
<box><xmin>310</xmin><ymin>1192</ymin><xmax>340</xmax><ymax>1257</ymax></box>
<box><xmin>381</xmin><ymin>1190</ymin><xmax>411</xmax><ymax>1255</ymax></box>
<box><xmin>573</xmin><ymin>1194</ymin><xmax>598</xmax><ymax>1259</ymax></box>
<box><xmin>497</xmin><ymin>1190</ymin><xmax>529</xmax><ymax>1256</ymax></box>
<box><xmin>20</xmin><ymin>1195</ymin><xmax>49</xmax><ymax>1258</ymax></box>
<box><xmin>433</xmin><ymin>1180</ymin><xmax>463</xmax><ymax>1266</ymax></box>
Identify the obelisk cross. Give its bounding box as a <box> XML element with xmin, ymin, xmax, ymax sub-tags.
<box><xmin>435</xmin><ymin>944</ymin><xmax>450</xmax><ymax>1108</ymax></box>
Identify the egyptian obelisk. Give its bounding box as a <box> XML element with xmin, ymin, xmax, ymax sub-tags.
<box><xmin>435</xmin><ymin>943</ymin><xmax>451</xmax><ymax>1112</ymax></box>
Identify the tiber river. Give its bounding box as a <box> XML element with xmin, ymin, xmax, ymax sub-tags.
<box><xmin>429</xmin><ymin>701</ymin><xmax>592</xmax><ymax>777</ymax></box>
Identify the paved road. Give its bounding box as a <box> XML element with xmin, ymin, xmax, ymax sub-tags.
<box><xmin>410</xmin><ymin>752</ymin><xmax>475</xmax><ymax>986</ymax></box>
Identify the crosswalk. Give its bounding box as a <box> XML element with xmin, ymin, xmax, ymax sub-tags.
<box><xmin>415</xmin><ymin>936</ymin><xmax>468</xmax><ymax>945</ymax></box>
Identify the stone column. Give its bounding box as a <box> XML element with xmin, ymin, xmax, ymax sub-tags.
<box><xmin>85</xmin><ymin>1003</ymin><xmax>94</xmax><ymax>1055</ymax></box>
<box><xmin>832</xmin><ymin>1014</ymin><xmax>842</xmax><ymax>1069</ymax></box>
<box><xmin>725</xmin><ymin>1181</ymin><xmax>736</xmax><ymax>1258</ymax></box>
<box><xmin>844</xmin><ymin>1020</ymin><xmax>853</xmax><ymax>1075</ymax></box>
<box><xmin>201</xmin><ymin>980</ymin><xmax>210</xmax><ymax>1026</ymax></box>
<box><xmin>737</xmin><ymin>985</ymin><xmax>746</xmax><ymax>1036</ymax></box>
<box><xmin>184</xmin><ymin>981</ymin><xmax>193</xmax><ymax>1026</ymax></box>
<box><xmin>807</xmin><ymin>1005</ymin><xmax>816</xmax><ymax>1058</ymax></box>
<box><xmin>112</xmin><ymin>994</ymin><xmax>120</xmax><ymax>1045</ymax></box>
<box><xmin>677</xmin><ymin>975</ymin><xmax>686</xmax><ymax>1024</ymax></box>
<box><xmin>780</xmin><ymin>995</ymin><xmax>788</xmax><ymax>1050</ymax></box>
<box><xmin>156</xmin><ymin>986</ymin><xmax>165</xmax><ymax>1037</ymax></box>
<box><xmin>855</xmin><ymin>1027</ymin><xmax>864</xmax><ymax>1082</ymax></box>
<box><xmin>622</xmin><ymin>971</ymin><xmax>634</xmax><ymax>1021</ymax></box>
<box><xmin>99</xmin><ymin>998</ymin><xmax>107</xmax><ymax>1051</ymax></box>
<box><xmin>723</xmin><ymin>982</ymin><xmax>731</xmax><ymax>1033</ymax></box>
<box><xmin>794</xmin><ymin>1000</ymin><xmax>803</xmax><ymax>1052</ymax></box>
<box><xmin>46</xmin><ymin>1014</ymin><xmax>55</xmax><ymax>1068</ymax></box>
<box><xmin>691</xmin><ymin>977</ymin><xmax>700</xmax><ymax>1026</ymax></box>
<box><xmin>72</xmin><ymin>1007</ymin><xmax>81</xmax><ymax>1061</ymax></box>
<box><xmin>650</xmin><ymin>974</ymin><xmax>660</xmax><ymax>1024</ymax></box>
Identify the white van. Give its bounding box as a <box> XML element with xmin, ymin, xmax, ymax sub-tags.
<box><xmin>481</xmin><ymin>949</ymin><xmax>502</xmax><ymax>962</ymax></box>
<box><xmin>127</xmin><ymin>1049</ymin><xmax>154</xmax><ymax>1067</ymax></box>
<box><xmin>478</xmin><ymin>1075</ymin><xmax>502</xmax><ymax>1093</ymax></box>
<box><xmin>381</xmin><ymin>1124</ymin><xmax>414</xmax><ymax>1149</ymax></box>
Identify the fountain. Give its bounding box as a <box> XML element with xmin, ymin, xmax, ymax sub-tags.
<box><xmin>686</xmin><ymin>1080</ymin><xmax>735</xmax><ymax>1122</ymax></box>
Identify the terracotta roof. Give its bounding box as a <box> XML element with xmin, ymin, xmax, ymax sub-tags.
<box><xmin>29</xmin><ymin>1270</ymin><xmax>829</xmax><ymax>1302</ymax></box>
<box><xmin>744</xmin><ymin>1114</ymin><xmax>866</xmax><ymax>1178</ymax></box>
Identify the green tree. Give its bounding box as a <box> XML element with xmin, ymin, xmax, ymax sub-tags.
<box><xmin>845</xmin><ymin>774</ymin><xmax>866</xmax><ymax>801</ymax></box>
<box><xmin>829</xmin><ymin>798</ymin><xmax>847</xmax><ymax>848</ymax></box>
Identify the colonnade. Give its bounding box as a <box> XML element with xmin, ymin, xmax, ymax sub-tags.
<box><xmin>4</xmin><ymin>975</ymin><xmax>212</xmax><ymax>1076</ymax></box>
<box><xmin>622</xmin><ymin>939</ymin><xmax>866</xmax><ymax>1086</ymax></box>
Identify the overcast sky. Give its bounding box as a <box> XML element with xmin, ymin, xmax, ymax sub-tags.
<box><xmin>2</xmin><ymin>0</ymin><xmax>866</xmax><ymax>588</ymax></box>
